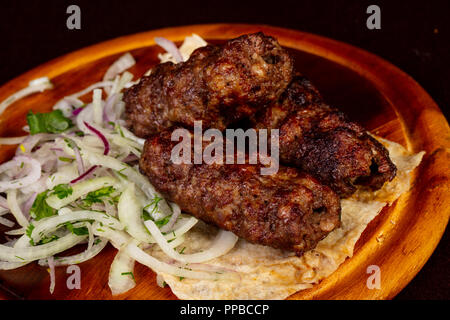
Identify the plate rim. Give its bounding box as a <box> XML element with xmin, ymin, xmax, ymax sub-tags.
<box><xmin>0</xmin><ymin>23</ymin><xmax>449</xmax><ymax>300</ymax></box>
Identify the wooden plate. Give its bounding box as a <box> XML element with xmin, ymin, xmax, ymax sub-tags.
<box><xmin>0</xmin><ymin>24</ymin><xmax>448</xmax><ymax>300</ymax></box>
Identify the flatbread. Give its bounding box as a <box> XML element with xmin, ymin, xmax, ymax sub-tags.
<box><xmin>147</xmin><ymin>135</ymin><xmax>424</xmax><ymax>300</ymax></box>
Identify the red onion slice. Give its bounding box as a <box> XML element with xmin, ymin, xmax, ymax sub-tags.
<box><xmin>70</xmin><ymin>165</ymin><xmax>97</xmax><ymax>184</ymax></box>
<box><xmin>154</xmin><ymin>37</ymin><xmax>183</xmax><ymax>63</ymax></box>
<box><xmin>83</xmin><ymin>122</ymin><xmax>110</xmax><ymax>155</ymax></box>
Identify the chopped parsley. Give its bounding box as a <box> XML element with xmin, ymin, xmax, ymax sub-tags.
<box><xmin>121</xmin><ymin>272</ymin><xmax>136</xmax><ymax>282</ymax></box>
<box><xmin>26</xmin><ymin>110</ymin><xmax>73</xmax><ymax>135</ymax></box>
<box><xmin>26</xmin><ymin>223</ymin><xmax>35</xmax><ymax>245</ymax></box>
<box><xmin>52</xmin><ymin>184</ymin><xmax>73</xmax><ymax>199</ymax></box>
<box><xmin>30</xmin><ymin>190</ymin><xmax>56</xmax><ymax>221</ymax></box>
<box><xmin>65</xmin><ymin>222</ymin><xmax>89</xmax><ymax>236</ymax></box>
<box><xmin>142</xmin><ymin>195</ymin><xmax>164</xmax><ymax>221</ymax></box>
<box><xmin>82</xmin><ymin>186</ymin><xmax>116</xmax><ymax>207</ymax></box>
<box><xmin>58</xmin><ymin>156</ymin><xmax>74</xmax><ymax>163</ymax></box>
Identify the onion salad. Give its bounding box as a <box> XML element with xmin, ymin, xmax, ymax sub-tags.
<box><xmin>0</xmin><ymin>34</ymin><xmax>239</xmax><ymax>296</ymax></box>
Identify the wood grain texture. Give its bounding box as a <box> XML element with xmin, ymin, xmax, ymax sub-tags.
<box><xmin>0</xmin><ymin>24</ymin><xmax>448</xmax><ymax>300</ymax></box>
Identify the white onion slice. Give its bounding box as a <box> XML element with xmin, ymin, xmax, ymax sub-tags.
<box><xmin>0</xmin><ymin>156</ymin><xmax>42</xmax><ymax>192</ymax></box>
<box><xmin>45</xmin><ymin>176</ymin><xmax>117</xmax><ymax>209</ymax></box>
<box><xmin>0</xmin><ymin>232</ymin><xmax>86</xmax><ymax>262</ymax></box>
<box><xmin>125</xmin><ymin>243</ymin><xmax>226</xmax><ymax>281</ymax></box>
<box><xmin>92</xmin><ymin>89</ymin><xmax>103</xmax><ymax>126</ymax></box>
<box><xmin>0</xmin><ymin>136</ymin><xmax>27</xmax><ymax>145</ymax></box>
<box><xmin>38</xmin><ymin>237</ymin><xmax>108</xmax><ymax>266</ymax></box>
<box><xmin>108</xmin><ymin>248</ymin><xmax>136</xmax><ymax>295</ymax></box>
<box><xmin>0</xmin><ymin>77</ymin><xmax>53</xmax><ymax>116</ymax></box>
<box><xmin>48</xmin><ymin>256</ymin><xmax>56</xmax><ymax>294</ymax></box>
<box><xmin>145</xmin><ymin>220</ymin><xmax>238</xmax><ymax>264</ymax></box>
<box><xmin>103</xmin><ymin>53</ymin><xmax>136</xmax><ymax>82</ymax></box>
<box><xmin>67</xmin><ymin>81</ymin><xmax>114</xmax><ymax>99</ymax></box>
<box><xmin>0</xmin><ymin>217</ymin><xmax>14</xmax><ymax>228</ymax></box>
<box><xmin>29</xmin><ymin>210</ymin><xmax>122</xmax><ymax>244</ymax></box>
<box><xmin>160</xmin><ymin>202</ymin><xmax>181</xmax><ymax>233</ymax></box>
<box><xmin>6</xmin><ymin>189</ymin><xmax>29</xmax><ymax>227</ymax></box>
<box><xmin>118</xmin><ymin>183</ymin><xmax>153</xmax><ymax>243</ymax></box>
<box><xmin>92</xmin><ymin>223</ymin><xmax>131</xmax><ymax>249</ymax></box>
<box><xmin>154</xmin><ymin>37</ymin><xmax>183</xmax><ymax>63</ymax></box>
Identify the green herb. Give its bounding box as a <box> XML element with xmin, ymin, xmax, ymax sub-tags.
<box><xmin>65</xmin><ymin>222</ymin><xmax>89</xmax><ymax>236</ymax></box>
<box><xmin>20</xmin><ymin>162</ymin><xmax>24</xmax><ymax>168</ymax></box>
<box><xmin>15</xmin><ymin>256</ymin><xmax>25</xmax><ymax>261</ymax></box>
<box><xmin>179</xmin><ymin>277</ymin><xmax>185</xmax><ymax>281</ymax></box>
<box><xmin>75</xmin><ymin>131</ymin><xmax>85</xmax><ymax>137</ymax></box>
<box><xmin>37</xmin><ymin>234</ymin><xmax>59</xmax><ymax>245</ymax></box>
<box><xmin>94</xmin><ymin>238</ymin><xmax>102</xmax><ymax>245</ymax></box>
<box><xmin>63</xmin><ymin>138</ymin><xmax>76</xmax><ymax>149</ymax></box>
<box><xmin>179</xmin><ymin>247</ymin><xmax>186</xmax><ymax>254</ymax></box>
<box><xmin>26</xmin><ymin>223</ymin><xmax>35</xmax><ymax>245</ymax></box>
<box><xmin>30</xmin><ymin>190</ymin><xmax>56</xmax><ymax>221</ymax></box>
<box><xmin>26</xmin><ymin>110</ymin><xmax>73</xmax><ymax>135</ymax></box>
<box><xmin>142</xmin><ymin>195</ymin><xmax>163</xmax><ymax>219</ymax></box>
<box><xmin>155</xmin><ymin>215</ymin><xmax>171</xmax><ymax>228</ymax></box>
<box><xmin>121</xmin><ymin>272</ymin><xmax>136</xmax><ymax>282</ymax></box>
<box><xmin>82</xmin><ymin>186</ymin><xmax>116</xmax><ymax>206</ymax></box>
<box><xmin>58</xmin><ymin>157</ymin><xmax>74</xmax><ymax>163</ymax></box>
<box><xmin>52</xmin><ymin>184</ymin><xmax>73</xmax><ymax>199</ymax></box>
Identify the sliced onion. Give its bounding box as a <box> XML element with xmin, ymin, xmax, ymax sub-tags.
<box><xmin>92</xmin><ymin>223</ymin><xmax>131</xmax><ymax>249</ymax></box>
<box><xmin>70</xmin><ymin>165</ymin><xmax>97</xmax><ymax>184</ymax></box>
<box><xmin>73</xmin><ymin>143</ymin><xmax>85</xmax><ymax>175</ymax></box>
<box><xmin>6</xmin><ymin>189</ymin><xmax>29</xmax><ymax>227</ymax></box>
<box><xmin>46</xmin><ymin>176</ymin><xmax>117</xmax><ymax>209</ymax></box>
<box><xmin>16</xmin><ymin>133</ymin><xmax>57</xmax><ymax>155</ymax></box>
<box><xmin>21</xmin><ymin>192</ymin><xmax>37</xmax><ymax>217</ymax></box>
<box><xmin>0</xmin><ymin>195</ymin><xmax>8</xmax><ymax>210</ymax></box>
<box><xmin>29</xmin><ymin>210</ymin><xmax>122</xmax><ymax>244</ymax></box>
<box><xmin>154</xmin><ymin>37</ymin><xmax>183</xmax><ymax>63</ymax></box>
<box><xmin>67</xmin><ymin>81</ymin><xmax>113</xmax><ymax>100</ymax></box>
<box><xmin>53</xmin><ymin>97</ymin><xmax>83</xmax><ymax>118</ymax></box>
<box><xmin>156</xmin><ymin>274</ymin><xmax>166</xmax><ymax>288</ymax></box>
<box><xmin>108</xmin><ymin>248</ymin><xmax>136</xmax><ymax>295</ymax></box>
<box><xmin>0</xmin><ymin>77</ymin><xmax>53</xmax><ymax>116</ymax></box>
<box><xmin>103</xmin><ymin>53</ymin><xmax>136</xmax><ymax>82</ymax></box>
<box><xmin>0</xmin><ymin>232</ymin><xmax>86</xmax><ymax>263</ymax></box>
<box><xmin>118</xmin><ymin>183</ymin><xmax>153</xmax><ymax>243</ymax></box>
<box><xmin>0</xmin><ymin>217</ymin><xmax>14</xmax><ymax>228</ymax></box>
<box><xmin>92</xmin><ymin>89</ymin><xmax>103</xmax><ymax>126</ymax></box>
<box><xmin>0</xmin><ymin>136</ymin><xmax>27</xmax><ymax>145</ymax></box>
<box><xmin>84</xmin><ymin>121</ymin><xmax>110</xmax><ymax>155</ymax></box>
<box><xmin>0</xmin><ymin>156</ymin><xmax>42</xmax><ymax>192</ymax></box>
<box><xmin>160</xmin><ymin>202</ymin><xmax>181</xmax><ymax>233</ymax></box>
<box><xmin>145</xmin><ymin>220</ymin><xmax>238</xmax><ymax>264</ymax></box>
<box><xmin>48</xmin><ymin>256</ymin><xmax>56</xmax><ymax>294</ymax></box>
<box><xmin>38</xmin><ymin>237</ymin><xmax>108</xmax><ymax>266</ymax></box>
<box><xmin>0</xmin><ymin>260</ymin><xmax>29</xmax><ymax>270</ymax></box>
<box><xmin>103</xmin><ymin>93</ymin><xmax>117</xmax><ymax>123</ymax></box>
<box><xmin>125</xmin><ymin>243</ymin><xmax>226</xmax><ymax>281</ymax></box>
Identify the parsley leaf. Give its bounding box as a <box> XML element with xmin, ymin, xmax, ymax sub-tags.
<box><xmin>26</xmin><ymin>223</ymin><xmax>35</xmax><ymax>245</ymax></box>
<box><xmin>52</xmin><ymin>184</ymin><xmax>73</xmax><ymax>199</ymax></box>
<box><xmin>30</xmin><ymin>190</ymin><xmax>56</xmax><ymax>221</ymax></box>
<box><xmin>82</xmin><ymin>186</ymin><xmax>116</xmax><ymax>206</ymax></box>
<box><xmin>26</xmin><ymin>110</ymin><xmax>73</xmax><ymax>135</ymax></box>
<box><xmin>65</xmin><ymin>222</ymin><xmax>89</xmax><ymax>236</ymax></box>
<box><xmin>37</xmin><ymin>234</ymin><xmax>59</xmax><ymax>245</ymax></box>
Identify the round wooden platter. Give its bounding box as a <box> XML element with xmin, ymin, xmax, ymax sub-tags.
<box><xmin>0</xmin><ymin>24</ymin><xmax>449</xmax><ymax>300</ymax></box>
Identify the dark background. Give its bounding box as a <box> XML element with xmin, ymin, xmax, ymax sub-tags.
<box><xmin>0</xmin><ymin>0</ymin><xmax>448</xmax><ymax>299</ymax></box>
